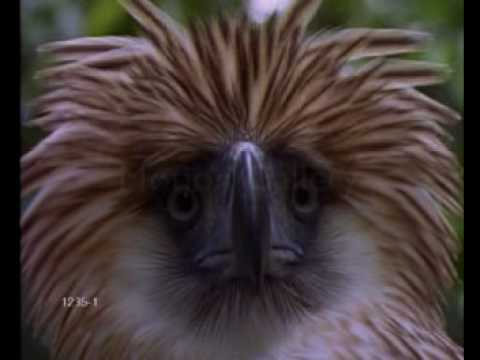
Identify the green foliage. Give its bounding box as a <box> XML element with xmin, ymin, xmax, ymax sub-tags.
<box><xmin>87</xmin><ymin>0</ymin><xmax>133</xmax><ymax>35</ymax></box>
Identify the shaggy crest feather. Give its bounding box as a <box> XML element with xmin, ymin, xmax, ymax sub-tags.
<box><xmin>22</xmin><ymin>0</ymin><xmax>463</xmax><ymax>358</ymax></box>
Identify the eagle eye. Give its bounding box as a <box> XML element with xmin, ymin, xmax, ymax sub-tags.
<box><xmin>291</xmin><ymin>179</ymin><xmax>319</xmax><ymax>217</ymax></box>
<box><xmin>288</xmin><ymin>162</ymin><xmax>330</xmax><ymax>220</ymax></box>
<box><xmin>167</xmin><ymin>184</ymin><xmax>200</xmax><ymax>223</ymax></box>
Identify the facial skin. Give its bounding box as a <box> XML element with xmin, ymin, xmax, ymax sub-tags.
<box><xmin>108</xmin><ymin>141</ymin><xmax>380</xmax><ymax>358</ymax></box>
<box><xmin>153</xmin><ymin>142</ymin><xmax>331</xmax><ymax>283</ymax></box>
<box><xmin>147</xmin><ymin>141</ymin><xmax>342</xmax><ymax>321</ymax></box>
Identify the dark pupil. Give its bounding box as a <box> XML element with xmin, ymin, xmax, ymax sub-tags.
<box><xmin>176</xmin><ymin>190</ymin><xmax>194</xmax><ymax>213</ymax></box>
<box><xmin>294</xmin><ymin>186</ymin><xmax>311</xmax><ymax>207</ymax></box>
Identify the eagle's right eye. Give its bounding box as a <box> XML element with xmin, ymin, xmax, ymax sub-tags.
<box><xmin>167</xmin><ymin>184</ymin><xmax>201</xmax><ymax>223</ymax></box>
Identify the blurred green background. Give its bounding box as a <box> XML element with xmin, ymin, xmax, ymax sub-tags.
<box><xmin>21</xmin><ymin>0</ymin><xmax>463</xmax><ymax>358</ymax></box>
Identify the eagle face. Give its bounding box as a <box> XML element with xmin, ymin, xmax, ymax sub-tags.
<box><xmin>152</xmin><ymin>143</ymin><xmax>330</xmax><ymax>287</ymax></box>
<box><xmin>22</xmin><ymin>0</ymin><xmax>463</xmax><ymax>359</ymax></box>
<box><xmin>114</xmin><ymin>141</ymin><xmax>365</xmax><ymax>352</ymax></box>
<box><xmin>107</xmin><ymin>134</ymin><xmax>386</xmax><ymax>359</ymax></box>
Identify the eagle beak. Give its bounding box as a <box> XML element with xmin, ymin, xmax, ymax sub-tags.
<box><xmin>229</xmin><ymin>142</ymin><xmax>270</xmax><ymax>291</ymax></box>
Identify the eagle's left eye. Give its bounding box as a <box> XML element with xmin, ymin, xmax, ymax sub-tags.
<box><xmin>291</xmin><ymin>178</ymin><xmax>319</xmax><ymax>217</ymax></box>
<box><xmin>287</xmin><ymin>163</ymin><xmax>330</xmax><ymax>221</ymax></box>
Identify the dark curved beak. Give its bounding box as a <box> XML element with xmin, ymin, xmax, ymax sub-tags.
<box><xmin>229</xmin><ymin>144</ymin><xmax>270</xmax><ymax>290</ymax></box>
<box><xmin>193</xmin><ymin>143</ymin><xmax>304</xmax><ymax>290</ymax></box>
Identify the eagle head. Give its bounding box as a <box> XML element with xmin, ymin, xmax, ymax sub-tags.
<box><xmin>22</xmin><ymin>0</ymin><xmax>463</xmax><ymax>358</ymax></box>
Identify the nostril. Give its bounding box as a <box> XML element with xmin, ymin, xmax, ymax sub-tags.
<box><xmin>270</xmin><ymin>246</ymin><xmax>304</xmax><ymax>264</ymax></box>
<box><xmin>194</xmin><ymin>245</ymin><xmax>304</xmax><ymax>279</ymax></box>
<box><xmin>194</xmin><ymin>249</ymin><xmax>233</xmax><ymax>270</ymax></box>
